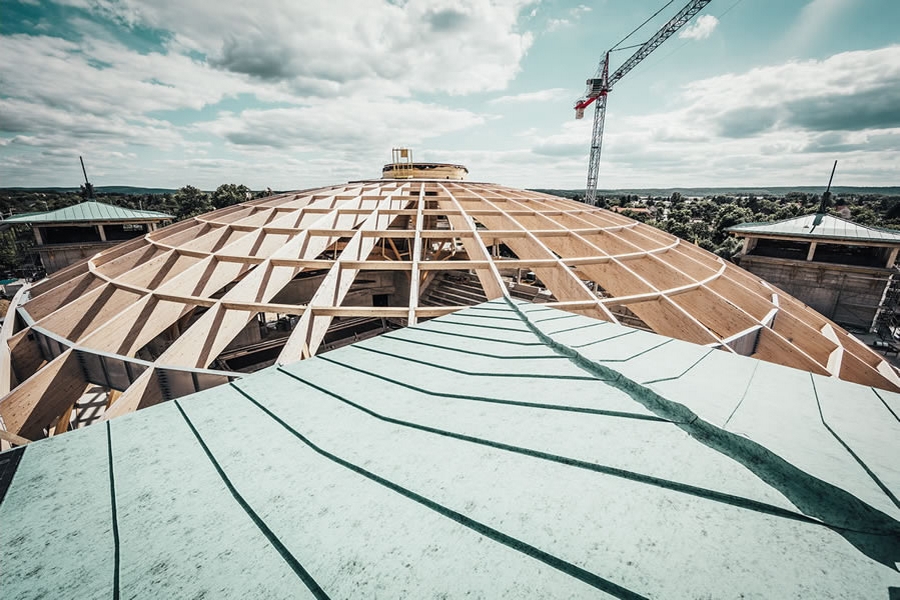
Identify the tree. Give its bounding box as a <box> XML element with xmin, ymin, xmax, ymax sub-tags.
<box><xmin>785</xmin><ymin>191</ymin><xmax>808</xmax><ymax>205</ymax></box>
<box><xmin>772</xmin><ymin>203</ymin><xmax>803</xmax><ymax>221</ymax></box>
<box><xmin>714</xmin><ymin>236</ymin><xmax>743</xmax><ymax>259</ymax></box>
<box><xmin>173</xmin><ymin>186</ymin><xmax>212</xmax><ymax>220</ymax></box>
<box><xmin>691</xmin><ymin>199</ymin><xmax>717</xmax><ymax>223</ymax></box>
<box><xmin>663</xmin><ymin>208</ymin><xmax>692</xmax><ymax>239</ymax></box>
<box><xmin>212</xmin><ymin>184</ymin><xmax>251</xmax><ymax>210</ymax></box>
<box><xmin>885</xmin><ymin>200</ymin><xmax>900</xmax><ymax>221</ymax></box>
<box><xmin>714</xmin><ymin>206</ymin><xmax>755</xmax><ymax>233</ymax></box>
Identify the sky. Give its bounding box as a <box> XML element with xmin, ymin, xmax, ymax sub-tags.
<box><xmin>1</xmin><ymin>0</ymin><xmax>899</xmax><ymax>191</ymax></box>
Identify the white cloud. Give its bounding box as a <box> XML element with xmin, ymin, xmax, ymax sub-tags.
<box><xmin>50</xmin><ymin>0</ymin><xmax>536</xmax><ymax>97</ymax></box>
<box><xmin>199</xmin><ymin>101</ymin><xmax>485</xmax><ymax>153</ymax></box>
<box><xmin>0</xmin><ymin>96</ymin><xmax>187</xmax><ymax>150</ymax></box>
<box><xmin>488</xmin><ymin>88</ymin><xmax>570</xmax><ymax>104</ymax></box>
<box><xmin>0</xmin><ymin>34</ymin><xmax>275</xmax><ymax>120</ymax></box>
<box><xmin>679</xmin><ymin>45</ymin><xmax>900</xmax><ymax>131</ymax></box>
<box><xmin>491</xmin><ymin>45</ymin><xmax>900</xmax><ymax>188</ymax></box>
<box><xmin>546</xmin><ymin>18</ymin><xmax>570</xmax><ymax>32</ymax></box>
<box><xmin>571</xmin><ymin>5</ymin><xmax>591</xmax><ymax>17</ymax></box>
<box><xmin>678</xmin><ymin>15</ymin><xmax>719</xmax><ymax>41</ymax></box>
<box><xmin>0</xmin><ymin>3</ymin><xmax>515</xmax><ymax>187</ymax></box>
<box><xmin>0</xmin><ymin>31</ymin><xmax>276</xmax><ymax>181</ymax></box>
<box><xmin>3</xmin><ymin>2</ymin><xmax>897</xmax><ymax>191</ymax></box>
<box><xmin>545</xmin><ymin>3</ymin><xmax>591</xmax><ymax>32</ymax></box>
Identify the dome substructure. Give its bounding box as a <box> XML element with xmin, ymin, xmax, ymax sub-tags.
<box><xmin>2</xmin><ymin>178</ymin><xmax>897</xmax><ymax>441</ymax></box>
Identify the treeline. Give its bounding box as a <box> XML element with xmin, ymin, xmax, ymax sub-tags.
<box><xmin>2</xmin><ymin>185</ymin><xmax>900</xmax><ymax>276</ymax></box>
<box><xmin>542</xmin><ymin>190</ymin><xmax>900</xmax><ymax>259</ymax></box>
<box><xmin>0</xmin><ymin>184</ymin><xmax>267</xmax><ymax>222</ymax></box>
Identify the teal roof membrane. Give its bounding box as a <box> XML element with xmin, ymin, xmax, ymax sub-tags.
<box><xmin>726</xmin><ymin>212</ymin><xmax>900</xmax><ymax>244</ymax></box>
<box><xmin>2</xmin><ymin>299</ymin><xmax>900</xmax><ymax>598</ymax></box>
<box><xmin>1</xmin><ymin>201</ymin><xmax>172</xmax><ymax>224</ymax></box>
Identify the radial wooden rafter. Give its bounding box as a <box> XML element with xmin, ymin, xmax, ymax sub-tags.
<box><xmin>2</xmin><ymin>178</ymin><xmax>898</xmax><ymax>442</ymax></box>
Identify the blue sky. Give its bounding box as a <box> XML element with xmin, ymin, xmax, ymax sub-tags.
<box><xmin>1</xmin><ymin>0</ymin><xmax>899</xmax><ymax>190</ymax></box>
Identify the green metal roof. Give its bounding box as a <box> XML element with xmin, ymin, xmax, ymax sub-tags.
<box><xmin>2</xmin><ymin>299</ymin><xmax>899</xmax><ymax>598</ymax></box>
<box><xmin>0</xmin><ymin>201</ymin><xmax>172</xmax><ymax>224</ymax></box>
<box><xmin>727</xmin><ymin>212</ymin><xmax>900</xmax><ymax>244</ymax></box>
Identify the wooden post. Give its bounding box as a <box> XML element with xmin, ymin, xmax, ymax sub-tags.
<box><xmin>49</xmin><ymin>401</ymin><xmax>76</xmax><ymax>436</ymax></box>
<box><xmin>743</xmin><ymin>237</ymin><xmax>757</xmax><ymax>255</ymax></box>
<box><xmin>106</xmin><ymin>389</ymin><xmax>121</xmax><ymax>409</ymax></box>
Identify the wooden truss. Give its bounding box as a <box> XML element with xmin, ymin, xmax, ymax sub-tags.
<box><xmin>2</xmin><ymin>179</ymin><xmax>898</xmax><ymax>443</ymax></box>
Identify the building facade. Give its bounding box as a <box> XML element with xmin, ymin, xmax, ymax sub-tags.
<box><xmin>728</xmin><ymin>213</ymin><xmax>900</xmax><ymax>332</ymax></box>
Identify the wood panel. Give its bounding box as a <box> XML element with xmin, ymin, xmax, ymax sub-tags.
<box><xmin>102</xmin><ymin>369</ymin><xmax>164</xmax><ymax>421</ymax></box>
<box><xmin>0</xmin><ymin>350</ymin><xmax>88</xmax><ymax>439</ymax></box>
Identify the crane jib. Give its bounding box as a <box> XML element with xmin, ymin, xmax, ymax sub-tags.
<box><xmin>609</xmin><ymin>0</ymin><xmax>712</xmax><ymax>86</ymax></box>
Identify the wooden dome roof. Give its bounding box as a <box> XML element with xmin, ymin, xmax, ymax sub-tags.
<box><xmin>2</xmin><ymin>178</ymin><xmax>897</xmax><ymax>442</ymax></box>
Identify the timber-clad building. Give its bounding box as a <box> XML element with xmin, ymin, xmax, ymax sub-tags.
<box><xmin>728</xmin><ymin>213</ymin><xmax>900</xmax><ymax>332</ymax></box>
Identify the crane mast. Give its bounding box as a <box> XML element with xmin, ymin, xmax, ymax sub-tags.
<box><xmin>575</xmin><ymin>0</ymin><xmax>712</xmax><ymax>205</ymax></box>
<box><xmin>584</xmin><ymin>55</ymin><xmax>610</xmax><ymax>200</ymax></box>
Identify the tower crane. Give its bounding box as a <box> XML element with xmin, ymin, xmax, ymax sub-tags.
<box><xmin>574</xmin><ymin>0</ymin><xmax>712</xmax><ymax>205</ymax></box>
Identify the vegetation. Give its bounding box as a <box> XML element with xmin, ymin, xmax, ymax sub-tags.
<box><xmin>536</xmin><ymin>189</ymin><xmax>900</xmax><ymax>259</ymax></box>
<box><xmin>1</xmin><ymin>183</ymin><xmax>899</xmax><ymax>277</ymax></box>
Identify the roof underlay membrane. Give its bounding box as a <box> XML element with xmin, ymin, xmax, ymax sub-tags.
<box><xmin>1</xmin><ymin>300</ymin><xmax>899</xmax><ymax>598</ymax></box>
<box><xmin>1</xmin><ymin>179</ymin><xmax>898</xmax><ymax>444</ymax></box>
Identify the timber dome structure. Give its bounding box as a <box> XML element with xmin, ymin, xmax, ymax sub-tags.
<box><xmin>2</xmin><ymin>165</ymin><xmax>899</xmax><ymax>441</ymax></box>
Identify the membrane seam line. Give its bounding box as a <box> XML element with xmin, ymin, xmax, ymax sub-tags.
<box><xmin>173</xmin><ymin>400</ymin><xmax>330</xmax><ymax>599</ymax></box>
<box><xmin>532</xmin><ymin>314</ymin><xmax>585</xmax><ymax>324</ymax></box>
<box><xmin>370</xmin><ymin>335</ymin><xmax>563</xmax><ymax>360</ymax></box>
<box><xmin>641</xmin><ymin>349</ymin><xmax>715</xmax><ymax>385</ymax></box>
<box><xmin>270</xmin><ymin>371</ymin><xmax>825</xmax><ymax>526</ymax></box>
<box><xmin>548</xmin><ymin>321</ymin><xmax>611</xmax><ymax>335</ymax></box>
<box><xmin>349</xmin><ymin>345</ymin><xmax>599</xmax><ymax>380</ymax></box>
<box><xmin>872</xmin><ymin>388</ymin><xmax>900</xmax><ymax>423</ymax></box>
<box><xmin>723</xmin><ymin>361</ymin><xmax>760</xmax><ymax>428</ymax></box>
<box><xmin>429</xmin><ymin>319</ymin><xmax>534</xmax><ymax>333</ymax></box>
<box><xmin>810</xmin><ymin>376</ymin><xmax>900</xmax><ymax>510</ymax></box>
<box><xmin>571</xmin><ymin>330</ymin><xmax>637</xmax><ymax>349</ymax></box>
<box><xmin>316</xmin><ymin>355</ymin><xmax>661</xmax><ymax>422</ymax></box>
<box><xmin>589</xmin><ymin>339</ymin><xmax>674</xmax><ymax>364</ymax></box>
<box><xmin>444</xmin><ymin>312</ymin><xmax>522</xmax><ymax>322</ymax></box>
<box><xmin>384</xmin><ymin>328</ymin><xmax>544</xmax><ymax>347</ymax></box>
<box><xmin>230</xmin><ymin>383</ymin><xmax>648</xmax><ymax>600</ymax></box>
<box><xmin>106</xmin><ymin>422</ymin><xmax>120</xmax><ymax>600</ymax></box>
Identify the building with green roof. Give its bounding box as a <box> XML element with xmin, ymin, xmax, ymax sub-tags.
<box><xmin>0</xmin><ymin>201</ymin><xmax>172</xmax><ymax>274</ymax></box>
<box><xmin>727</xmin><ymin>212</ymin><xmax>900</xmax><ymax>331</ymax></box>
